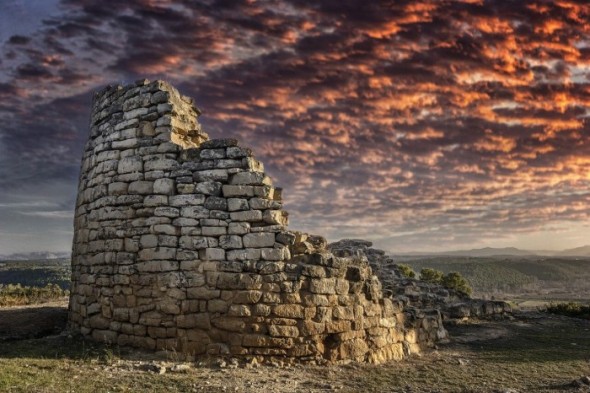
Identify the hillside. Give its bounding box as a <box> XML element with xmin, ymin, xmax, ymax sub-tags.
<box><xmin>557</xmin><ymin>245</ymin><xmax>590</xmax><ymax>257</ymax></box>
<box><xmin>400</xmin><ymin>256</ymin><xmax>590</xmax><ymax>300</ymax></box>
<box><xmin>0</xmin><ymin>259</ymin><xmax>71</xmax><ymax>290</ymax></box>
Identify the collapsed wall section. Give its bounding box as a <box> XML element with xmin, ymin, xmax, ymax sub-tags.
<box><xmin>69</xmin><ymin>80</ymin><xmax>444</xmax><ymax>364</ymax></box>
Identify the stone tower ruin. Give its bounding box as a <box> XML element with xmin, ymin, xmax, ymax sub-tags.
<box><xmin>69</xmin><ymin>80</ymin><xmax>445</xmax><ymax>363</ymax></box>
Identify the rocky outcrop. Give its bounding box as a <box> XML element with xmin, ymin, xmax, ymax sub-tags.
<box><xmin>68</xmin><ymin>80</ymin><xmax>445</xmax><ymax>364</ymax></box>
<box><xmin>328</xmin><ymin>239</ymin><xmax>512</xmax><ymax>321</ymax></box>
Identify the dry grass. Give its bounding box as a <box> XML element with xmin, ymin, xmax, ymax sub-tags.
<box><xmin>0</xmin><ymin>284</ymin><xmax>68</xmax><ymax>307</ymax></box>
<box><xmin>0</xmin><ymin>310</ymin><xmax>589</xmax><ymax>392</ymax></box>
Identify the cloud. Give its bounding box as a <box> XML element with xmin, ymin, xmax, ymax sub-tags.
<box><xmin>0</xmin><ymin>0</ymin><xmax>589</xmax><ymax>252</ymax></box>
<box><xmin>18</xmin><ymin>210</ymin><xmax>74</xmax><ymax>219</ymax></box>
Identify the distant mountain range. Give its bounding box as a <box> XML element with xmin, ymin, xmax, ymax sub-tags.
<box><xmin>3</xmin><ymin>245</ymin><xmax>590</xmax><ymax>261</ymax></box>
<box><xmin>0</xmin><ymin>251</ymin><xmax>70</xmax><ymax>261</ymax></box>
<box><xmin>393</xmin><ymin>245</ymin><xmax>590</xmax><ymax>258</ymax></box>
<box><xmin>554</xmin><ymin>245</ymin><xmax>590</xmax><ymax>257</ymax></box>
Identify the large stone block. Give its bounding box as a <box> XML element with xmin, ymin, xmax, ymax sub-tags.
<box><xmin>118</xmin><ymin>157</ymin><xmax>143</xmax><ymax>174</ymax></box>
<box><xmin>229</xmin><ymin>171</ymin><xmax>271</xmax><ymax>186</ymax></box>
<box><xmin>128</xmin><ymin>181</ymin><xmax>153</xmax><ymax>195</ymax></box>
<box><xmin>229</xmin><ymin>210</ymin><xmax>262</xmax><ymax>222</ymax></box>
<box><xmin>222</xmin><ymin>185</ymin><xmax>255</xmax><ymax>197</ymax></box>
<box><xmin>243</xmin><ymin>233</ymin><xmax>275</xmax><ymax>248</ymax></box>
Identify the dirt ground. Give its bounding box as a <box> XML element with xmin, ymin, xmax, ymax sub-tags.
<box><xmin>1</xmin><ymin>302</ymin><xmax>589</xmax><ymax>393</ymax></box>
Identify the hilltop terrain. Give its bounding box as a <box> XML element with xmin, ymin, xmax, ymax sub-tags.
<box><xmin>398</xmin><ymin>256</ymin><xmax>590</xmax><ymax>304</ymax></box>
<box><xmin>1</xmin><ymin>253</ymin><xmax>589</xmax><ymax>392</ymax></box>
<box><xmin>0</xmin><ymin>301</ymin><xmax>589</xmax><ymax>392</ymax></box>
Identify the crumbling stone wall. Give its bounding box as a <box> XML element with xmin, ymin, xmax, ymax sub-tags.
<box><xmin>69</xmin><ymin>80</ymin><xmax>444</xmax><ymax>364</ymax></box>
<box><xmin>329</xmin><ymin>239</ymin><xmax>512</xmax><ymax>321</ymax></box>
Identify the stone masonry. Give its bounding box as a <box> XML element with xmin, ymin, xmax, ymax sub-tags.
<box><xmin>68</xmin><ymin>80</ymin><xmax>445</xmax><ymax>364</ymax></box>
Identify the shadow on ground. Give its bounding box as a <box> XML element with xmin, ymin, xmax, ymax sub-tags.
<box><xmin>0</xmin><ymin>305</ymin><xmax>67</xmax><ymax>341</ymax></box>
<box><xmin>445</xmin><ymin>312</ymin><xmax>590</xmax><ymax>364</ymax></box>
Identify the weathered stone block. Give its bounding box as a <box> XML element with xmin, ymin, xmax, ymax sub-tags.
<box><xmin>228</xmin><ymin>222</ymin><xmax>250</xmax><ymax>235</ymax></box>
<box><xmin>118</xmin><ymin>157</ymin><xmax>143</xmax><ymax>174</ymax></box>
<box><xmin>180</xmin><ymin>206</ymin><xmax>209</xmax><ymax>219</ymax></box>
<box><xmin>226</xmin><ymin>248</ymin><xmax>261</xmax><ymax>261</ymax></box>
<box><xmin>273</xmin><ymin>304</ymin><xmax>304</xmax><ymax>319</ymax></box>
<box><xmin>196</xmin><ymin>181</ymin><xmax>222</xmax><ymax>196</ymax></box>
<box><xmin>154</xmin><ymin>206</ymin><xmax>180</xmax><ymax>218</ymax></box>
<box><xmin>219</xmin><ymin>235</ymin><xmax>243</xmax><ymax>249</ymax></box>
<box><xmin>204</xmin><ymin>196</ymin><xmax>228</xmax><ymax>211</ymax></box>
<box><xmin>228</xmin><ymin>304</ymin><xmax>251</xmax><ymax>317</ymax></box>
<box><xmin>140</xmin><ymin>234</ymin><xmax>158</xmax><ymax>248</ymax></box>
<box><xmin>153</xmin><ymin>178</ymin><xmax>175</xmax><ymax>195</ymax></box>
<box><xmin>199</xmin><ymin>248</ymin><xmax>225</xmax><ymax>261</ymax></box>
<box><xmin>243</xmin><ymin>233</ymin><xmax>275</xmax><ymax>248</ymax></box>
<box><xmin>208</xmin><ymin>299</ymin><xmax>229</xmax><ymax>313</ymax></box>
<box><xmin>194</xmin><ymin>169</ymin><xmax>229</xmax><ymax>182</ymax></box>
<box><xmin>229</xmin><ymin>210</ymin><xmax>262</xmax><ymax>222</ymax></box>
<box><xmin>187</xmin><ymin>287</ymin><xmax>220</xmax><ymax>300</ymax></box>
<box><xmin>211</xmin><ymin>317</ymin><xmax>246</xmax><ymax>332</ymax></box>
<box><xmin>143</xmin><ymin>195</ymin><xmax>168</xmax><ymax>207</ymax></box>
<box><xmin>261</xmin><ymin>247</ymin><xmax>288</xmax><ymax>261</ymax></box>
<box><xmin>200</xmin><ymin>148</ymin><xmax>226</xmax><ymax>159</ymax></box>
<box><xmin>229</xmin><ymin>172</ymin><xmax>271</xmax><ymax>186</ymax></box>
<box><xmin>226</xmin><ymin>146</ymin><xmax>252</xmax><ymax>158</ymax></box>
<box><xmin>170</xmin><ymin>194</ymin><xmax>205</xmax><ymax>206</ymax></box>
<box><xmin>227</xmin><ymin>198</ymin><xmax>249</xmax><ymax>211</ymax></box>
<box><xmin>233</xmin><ymin>290</ymin><xmax>262</xmax><ymax>304</ymax></box>
<box><xmin>138</xmin><ymin>247</ymin><xmax>176</xmax><ymax>261</ymax></box>
<box><xmin>108</xmin><ymin>182</ymin><xmax>129</xmax><ymax>196</ymax></box>
<box><xmin>177</xmin><ymin>313</ymin><xmax>210</xmax><ymax>329</ymax></box>
<box><xmin>268</xmin><ymin>325</ymin><xmax>299</xmax><ymax>338</ymax></box>
<box><xmin>202</xmin><ymin>226</ymin><xmax>227</xmax><ymax>236</ymax></box>
<box><xmin>263</xmin><ymin>210</ymin><xmax>288</xmax><ymax>226</ymax></box>
<box><xmin>152</xmin><ymin>224</ymin><xmax>179</xmax><ymax>235</ymax></box>
<box><xmin>222</xmin><ymin>185</ymin><xmax>255</xmax><ymax>197</ymax></box>
<box><xmin>128</xmin><ymin>181</ymin><xmax>153</xmax><ymax>195</ymax></box>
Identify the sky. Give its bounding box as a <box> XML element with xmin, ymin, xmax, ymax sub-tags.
<box><xmin>0</xmin><ymin>0</ymin><xmax>589</xmax><ymax>254</ymax></box>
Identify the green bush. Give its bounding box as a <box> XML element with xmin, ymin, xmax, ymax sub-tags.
<box><xmin>397</xmin><ymin>264</ymin><xmax>416</xmax><ymax>278</ymax></box>
<box><xmin>546</xmin><ymin>302</ymin><xmax>590</xmax><ymax>320</ymax></box>
<box><xmin>419</xmin><ymin>268</ymin><xmax>472</xmax><ymax>296</ymax></box>
<box><xmin>420</xmin><ymin>268</ymin><xmax>444</xmax><ymax>284</ymax></box>
<box><xmin>442</xmin><ymin>271</ymin><xmax>472</xmax><ymax>297</ymax></box>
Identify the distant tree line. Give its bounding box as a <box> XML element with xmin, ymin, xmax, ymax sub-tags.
<box><xmin>397</xmin><ymin>264</ymin><xmax>472</xmax><ymax>296</ymax></box>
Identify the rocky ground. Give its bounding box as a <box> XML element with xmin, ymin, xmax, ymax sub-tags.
<box><xmin>1</xmin><ymin>301</ymin><xmax>589</xmax><ymax>392</ymax></box>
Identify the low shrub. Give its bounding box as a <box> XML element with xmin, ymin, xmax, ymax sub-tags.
<box><xmin>397</xmin><ymin>264</ymin><xmax>416</xmax><ymax>278</ymax></box>
<box><xmin>420</xmin><ymin>268</ymin><xmax>472</xmax><ymax>296</ymax></box>
<box><xmin>420</xmin><ymin>268</ymin><xmax>444</xmax><ymax>284</ymax></box>
<box><xmin>442</xmin><ymin>271</ymin><xmax>473</xmax><ymax>297</ymax></box>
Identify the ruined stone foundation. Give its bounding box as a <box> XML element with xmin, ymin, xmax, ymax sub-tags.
<box><xmin>69</xmin><ymin>80</ymin><xmax>446</xmax><ymax>364</ymax></box>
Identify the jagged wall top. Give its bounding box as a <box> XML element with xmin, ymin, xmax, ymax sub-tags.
<box><xmin>90</xmin><ymin>79</ymin><xmax>208</xmax><ymax>149</ymax></box>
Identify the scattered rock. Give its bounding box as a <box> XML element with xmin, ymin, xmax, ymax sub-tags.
<box><xmin>140</xmin><ymin>363</ymin><xmax>166</xmax><ymax>374</ymax></box>
<box><xmin>216</xmin><ymin>359</ymin><xmax>227</xmax><ymax>369</ymax></box>
<box><xmin>169</xmin><ymin>364</ymin><xmax>191</xmax><ymax>373</ymax></box>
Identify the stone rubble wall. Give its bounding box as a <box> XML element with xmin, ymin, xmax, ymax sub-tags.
<box><xmin>328</xmin><ymin>239</ymin><xmax>512</xmax><ymax>322</ymax></box>
<box><xmin>69</xmin><ymin>80</ymin><xmax>443</xmax><ymax>364</ymax></box>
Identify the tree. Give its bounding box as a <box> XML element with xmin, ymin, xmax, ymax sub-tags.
<box><xmin>397</xmin><ymin>264</ymin><xmax>416</xmax><ymax>278</ymax></box>
<box><xmin>442</xmin><ymin>272</ymin><xmax>473</xmax><ymax>297</ymax></box>
<box><xmin>420</xmin><ymin>268</ymin><xmax>444</xmax><ymax>284</ymax></box>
